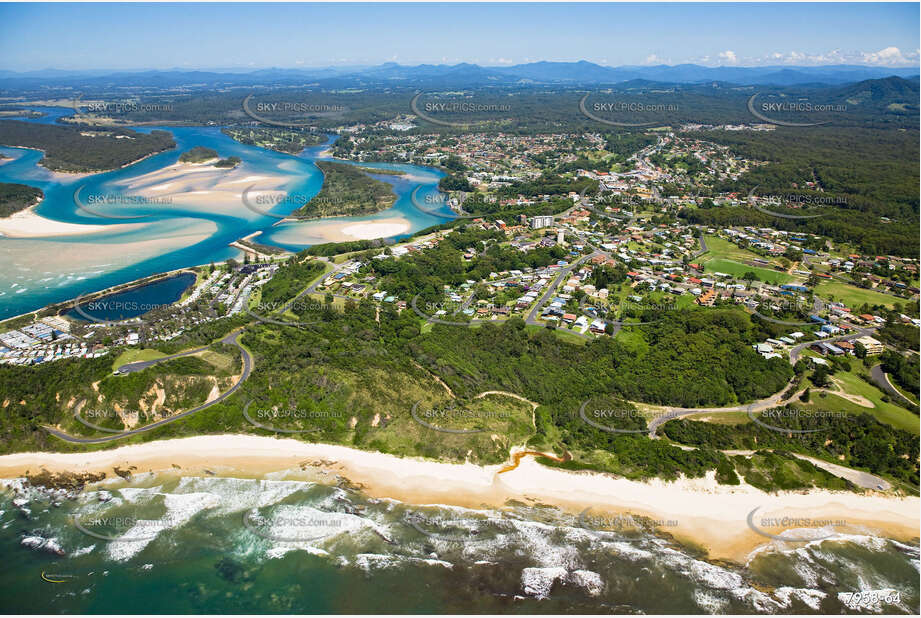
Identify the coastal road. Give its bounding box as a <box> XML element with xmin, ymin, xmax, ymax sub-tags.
<box><xmin>117</xmin><ymin>344</ymin><xmax>212</xmax><ymax>374</ymax></box>
<box><xmin>870</xmin><ymin>364</ymin><xmax>915</xmax><ymax>407</ymax></box>
<box><xmin>45</xmin><ymin>330</ymin><xmax>253</xmax><ymax>444</ymax></box>
<box><xmin>646</xmin><ymin>381</ymin><xmax>796</xmax><ymax>438</ymax></box>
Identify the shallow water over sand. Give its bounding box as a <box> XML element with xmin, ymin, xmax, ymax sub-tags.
<box><xmin>0</xmin><ymin>108</ymin><xmax>447</xmax><ymax>319</ymax></box>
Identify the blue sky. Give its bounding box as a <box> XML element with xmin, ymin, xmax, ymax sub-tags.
<box><xmin>0</xmin><ymin>2</ymin><xmax>918</xmax><ymax>71</ymax></box>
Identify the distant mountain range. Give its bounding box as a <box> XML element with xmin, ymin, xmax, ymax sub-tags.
<box><xmin>0</xmin><ymin>61</ymin><xmax>917</xmax><ymax>90</ymax></box>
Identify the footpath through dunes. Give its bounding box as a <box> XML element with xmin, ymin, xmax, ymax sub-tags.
<box><xmin>42</xmin><ymin>329</ymin><xmax>252</xmax><ymax>444</ymax></box>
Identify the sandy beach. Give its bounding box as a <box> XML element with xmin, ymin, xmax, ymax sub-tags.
<box><xmin>264</xmin><ymin>217</ymin><xmax>412</xmax><ymax>245</ymax></box>
<box><xmin>110</xmin><ymin>159</ymin><xmax>293</xmax><ymax>216</ymax></box>
<box><xmin>0</xmin><ymin>205</ymin><xmax>144</xmax><ymax>238</ymax></box>
<box><xmin>2</xmin><ymin>434</ymin><xmax>916</xmax><ymax>563</ymax></box>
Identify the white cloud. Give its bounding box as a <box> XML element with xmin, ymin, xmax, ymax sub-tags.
<box><xmin>644</xmin><ymin>54</ymin><xmax>664</xmax><ymax>65</ymax></box>
<box><xmin>861</xmin><ymin>46</ymin><xmax>913</xmax><ymax>66</ymax></box>
<box><xmin>690</xmin><ymin>47</ymin><xmax>918</xmax><ymax>67</ymax></box>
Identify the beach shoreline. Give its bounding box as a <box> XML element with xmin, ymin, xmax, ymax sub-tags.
<box><xmin>0</xmin><ymin>204</ymin><xmax>145</xmax><ymax>238</ymax></box>
<box><xmin>2</xmin><ymin>434</ymin><xmax>917</xmax><ymax>563</ymax></box>
<box><xmin>261</xmin><ymin>217</ymin><xmax>412</xmax><ymax>244</ymax></box>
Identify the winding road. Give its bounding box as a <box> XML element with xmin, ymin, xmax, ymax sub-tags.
<box><xmin>870</xmin><ymin>364</ymin><xmax>915</xmax><ymax>407</ymax></box>
<box><xmin>45</xmin><ymin>330</ymin><xmax>252</xmax><ymax>444</ymax></box>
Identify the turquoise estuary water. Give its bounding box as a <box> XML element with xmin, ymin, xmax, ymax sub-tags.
<box><xmin>0</xmin><ymin>474</ymin><xmax>918</xmax><ymax>614</ymax></box>
<box><xmin>0</xmin><ymin>107</ymin><xmax>450</xmax><ymax>321</ymax></box>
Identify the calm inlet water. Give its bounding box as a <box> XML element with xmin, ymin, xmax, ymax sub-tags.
<box><xmin>0</xmin><ymin>474</ymin><xmax>917</xmax><ymax>614</ymax></box>
<box><xmin>0</xmin><ymin>107</ymin><xmax>448</xmax><ymax>320</ymax></box>
<box><xmin>64</xmin><ymin>272</ymin><xmax>196</xmax><ymax>322</ymax></box>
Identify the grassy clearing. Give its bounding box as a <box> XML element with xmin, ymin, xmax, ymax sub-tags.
<box><xmin>682</xmin><ymin>411</ymin><xmax>751</xmax><ymax>425</ymax></box>
<box><xmin>361</xmin><ymin>387</ymin><xmax>536</xmax><ymax>465</ymax></box>
<box><xmin>699</xmin><ymin>236</ymin><xmax>796</xmax><ymax>284</ymax></box>
<box><xmin>703</xmin><ymin>257</ymin><xmax>794</xmax><ymax>285</ymax></box>
<box><xmin>194</xmin><ymin>349</ymin><xmax>234</xmax><ymax>371</ymax></box>
<box><xmin>701</xmin><ymin>236</ymin><xmax>781</xmax><ymax>265</ymax></box>
<box><xmin>111</xmin><ymin>348</ymin><xmax>167</xmax><ymax>371</ymax></box>
<box><xmin>805</xmin><ymin>367</ymin><xmax>919</xmax><ymax>434</ymax></box>
<box><xmin>814</xmin><ymin>280</ymin><xmax>898</xmax><ymax>309</ymax></box>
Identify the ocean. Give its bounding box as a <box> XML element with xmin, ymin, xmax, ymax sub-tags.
<box><xmin>1</xmin><ymin>473</ymin><xmax>917</xmax><ymax>614</ymax></box>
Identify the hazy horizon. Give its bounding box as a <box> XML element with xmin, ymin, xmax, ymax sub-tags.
<box><xmin>1</xmin><ymin>2</ymin><xmax>918</xmax><ymax>71</ymax></box>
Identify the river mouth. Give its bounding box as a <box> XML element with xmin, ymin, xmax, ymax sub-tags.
<box><xmin>0</xmin><ymin>109</ymin><xmax>447</xmax><ymax>320</ymax></box>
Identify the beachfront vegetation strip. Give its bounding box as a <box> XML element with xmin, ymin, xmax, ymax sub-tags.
<box><xmin>294</xmin><ymin>161</ymin><xmax>396</xmax><ymax>218</ymax></box>
<box><xmin>664</xmin><ymin>412</ymin><xmax>918</xmax><ymax>488</ymax></box>
<box><xmin>0</xmin><ymin>119</ymin><xmax>175</xmax><ymax>172</ymax></box>
<box><xmin>0</xmin><ymin>182</ymin><xmax>43</xmax><ymax>216</ymax></box>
